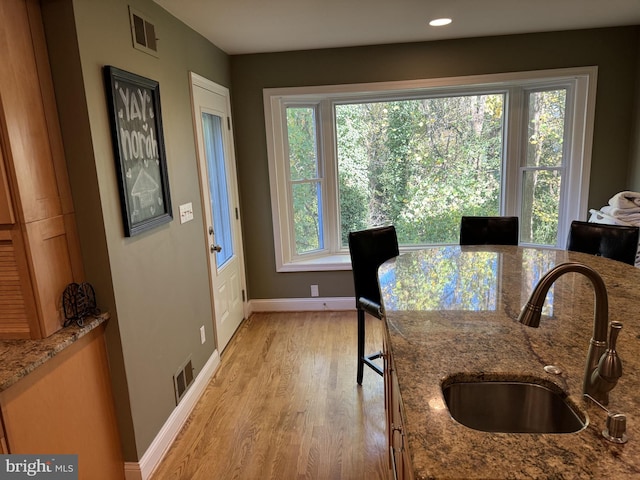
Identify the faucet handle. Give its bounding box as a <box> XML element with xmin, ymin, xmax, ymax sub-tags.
<box><xmin>589</xmin><ymin>322</ymin><xmax>623</xmax><ymax>404</ymax></box>
<box><xmin>597</xmin><ymin>322</ymin><xmax>623</xmax><ymax>382</ymax></box>
<box><xmin>608</xmin><ymin>321</ymin><xmax>622</xmax><ymax>350</ymax></box>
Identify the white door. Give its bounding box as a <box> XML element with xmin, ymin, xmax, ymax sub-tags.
<box><xmin>190</xmin><ymin>73</ymin><xmax>246</xmax><ymax>352</ymax></box>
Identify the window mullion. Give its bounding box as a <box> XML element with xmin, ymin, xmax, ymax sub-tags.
<box><xmin>504</xmin><ymin>87</ymin><xmax>523</xmax><ymax>218</ymax></box>
<box><xmin>321</xmin><ymin>99</ymin><xmax>339</xmax><ymax>253</ymax></box>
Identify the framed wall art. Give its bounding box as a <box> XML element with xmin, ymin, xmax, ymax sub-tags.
<box><xmin>103</xmin><ymin>65</ymin><xmax>172</xmax><ymax>236</ymax></box>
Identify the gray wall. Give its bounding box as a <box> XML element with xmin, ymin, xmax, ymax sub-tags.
<box><xmin>42</xmin><ymin>0</ymin><xmax>229</xmax><ymax>461</ymax></box>
<box><xmin>231</xmin><ymin>27</ymin><xmax>640</xmax><ymax>300</ymax></box>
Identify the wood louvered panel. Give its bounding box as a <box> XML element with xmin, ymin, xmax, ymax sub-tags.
<box><xmin>0</xmin><ymin>241</ymin><xmax>30</xmax><ymax>338</ymax></box>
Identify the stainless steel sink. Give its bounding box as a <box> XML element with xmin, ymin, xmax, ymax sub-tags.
<box><xmin>442</xmin><ymin>381</ymin><xmax>586</xmax><ymax>434</ymax></box>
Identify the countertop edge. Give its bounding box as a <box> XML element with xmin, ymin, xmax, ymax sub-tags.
<box><xmin>0</xmin><ymin>313</ymin><xmax>110</xmax><ymax>392</ymax></box>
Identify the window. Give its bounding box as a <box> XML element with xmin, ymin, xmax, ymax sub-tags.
<box><xmin>285</xmin><ymin>105</ymin><xmax>324</xmax><ymax>255</ymax></box>
<box><xmin>520</xmin><ymin>89</ymin><xmax>566</xmax><ymax>245</ymax></box>
<box><xmin>264</xmin><ymin>68</ymin><xmax>596</xmax><ymax>271</ymax></box>
<box><xmin>335</xmin><ymin>94</ymin><xmax>505</xmax><ymax>246</ymax></box>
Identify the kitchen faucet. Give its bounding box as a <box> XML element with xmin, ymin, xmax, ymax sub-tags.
<box><xmin>518</xmin><ymin>262</ymin><xmax>623</xmax><ymax>405</ymax></box>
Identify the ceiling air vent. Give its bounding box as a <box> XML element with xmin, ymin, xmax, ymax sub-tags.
<box><xmin>129</xmin><ymin>7</ymin><xmax>158</xmax><ymax>57</ymax></box>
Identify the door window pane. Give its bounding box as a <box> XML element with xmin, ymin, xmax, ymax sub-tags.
<box><xmin>202</xmin><ymin>112</ymin><xmax>233</xmax><ymax>267</ymax></box>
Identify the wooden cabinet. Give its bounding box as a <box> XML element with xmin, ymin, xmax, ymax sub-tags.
<box><xmin>0</xmin><ymin>324</ymin><xmax>124</xmax><ymax>479</ymax></box>
<box><xmin>0</xmin><ymin>146</ymin><xmax>14</xmax><ymax>225</ymax></box>
<box><xmin>384</xmin><ymin>329</ymin><xmax>414</xmax><ymax>480</ymax></box>
<box><xmin>0</xmin><ymin>0</ymin><xmax>83</xmax><ymax>339</ymax></box>
<box><xmin>0</xmin><ymin>416</ymin><xmax>8</xmax><ymax>454</ymax></box>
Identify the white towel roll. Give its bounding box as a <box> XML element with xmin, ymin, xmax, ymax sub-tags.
<box><xmin>609</xmin><ymin>191</ymin><xmax>640</xmax><ymax>209</ymax></box>
<box><xmin>601</xmin><ymin>205</ymin><xmax>640</xmax><ymax>224</ymax></box>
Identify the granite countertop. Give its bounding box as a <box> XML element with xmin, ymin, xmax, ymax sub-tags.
<box><xmin>0</xmin><ymin>313</ymin><xmax>110</xmax><ymax>392</ymax></box>
<box><xmin>379</xmin><ymin>246</ymin><xmax>640</xmax><ymax>479</ymax></box>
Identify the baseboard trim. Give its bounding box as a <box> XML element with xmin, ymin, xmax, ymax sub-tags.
<box><xmin>249</xmin><ymin>296</ymin><xmax>355</xmax><ymax>312</ymax></box>
<box><xmin>124</xmin><ymin>349</ymin><xmax>221</xmax><ymax>480</ymax></box>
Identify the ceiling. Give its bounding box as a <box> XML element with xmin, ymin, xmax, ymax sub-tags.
<box><xmin>153</xmin><ymin>0</ymin><xmax>640</xmax><ymax>55</ymax></box>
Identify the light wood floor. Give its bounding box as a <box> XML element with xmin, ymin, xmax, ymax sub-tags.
<box><xmin>150</xmin><ymin>311</ymin><xmax>388</xmax><ymax>480</ymax></box>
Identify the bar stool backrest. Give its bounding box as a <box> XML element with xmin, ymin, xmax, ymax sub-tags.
<box><xmin>567</xmin><ymin>220</ymin><xmax>639</xmax><ymax>266</ymax></box>
<box><xmin>459</xmin><ymin>216</ymin><xmax>519</xmax><ymax>246</ymax></box>
<box><xmin>348</xmin><ymin>225</ymin><xmax>399</xmax><ymax>312</ymax></box>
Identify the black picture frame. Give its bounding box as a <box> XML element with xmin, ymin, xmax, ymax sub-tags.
<box><xmin>103</xmin><ymin>65</ymin><xmax>172</xmax><ymax>237</ymax></box>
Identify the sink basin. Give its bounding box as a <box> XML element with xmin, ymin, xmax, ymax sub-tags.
<box><xmin>442</xmin><ymin>380</ymin><xmax>586</xmax><ymax>434</ymax></box>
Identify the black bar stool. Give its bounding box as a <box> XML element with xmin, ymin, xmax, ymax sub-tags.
<box><xmin>348</xmin><ymin>226</ymin><xmax>399</xmax><ymax>385</ymax></box>
<box><xmin>567</xmin><ymin>220</ymin><xmax>639</xmax><ymax>265</ymax></box>
<box><xmin>459</xmin><ymin>216</ymin><xmax>519</xmax><ymax>245</ymax></box>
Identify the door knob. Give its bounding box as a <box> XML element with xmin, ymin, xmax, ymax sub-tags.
<box><xmin>210</xmin><ymin>244</ymin><xmax>222</xmax><ymax>253</ymax></box>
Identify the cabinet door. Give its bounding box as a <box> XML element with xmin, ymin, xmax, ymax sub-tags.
<box><xmin>0</xmin><ymin>145</ymin><xmax>14</xmax><ymax>224</ymax></box>
<box><xmin>385</xmin><ymin>330</ymin><xmax>414</xmax><ymax>480</ymax></box>
<box><xmin>0</xmin><ymin>0</ymin><xmax>63</xmax><ymax>223</ymax></box>
<box><xmin>390</xmin><ymin>371</ymin><xmax>405</xmax><ymax>480</ymax></box>
<box><xmin>23</xmin><ymin>216</ymin><xmax>75</xmax><ymax>337</ymax></box>
<box><xmin>0</xmin><ymin>325</ymin><xmax>124</xmax><ymax>479</ymax></box>
<box><xmin>0</xmin><ymin>228</ymin><xmax>37</xmax><ymax>338</ymax></box>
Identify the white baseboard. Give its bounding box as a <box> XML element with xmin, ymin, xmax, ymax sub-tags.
<box><xmin>249</xmin><ymin>296</ymin><xmax>355</xmax><ymax>312</ymax></box>
<box><xmin>124</xmin><ymin>349</ymin><xmax>221</xmax><ymax>480</ymax></box>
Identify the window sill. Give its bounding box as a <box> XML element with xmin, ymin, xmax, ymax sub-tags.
<box><xmin>276</xmin><ymin>245</ymin><xmax>442</xmax><ymax>272</ymax></box>
<box><xmin>276</xmin><ymin>244</ymin><xmax>562</xmax><ymax>272</ymax></box>
<box><xmin>277</xmin><ymin>254</ymin><xmax>353</xmax><ymax>272</ymax></box>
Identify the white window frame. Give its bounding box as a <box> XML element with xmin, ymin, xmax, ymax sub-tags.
<box><xmin>264</xmin><ymin>67</ymin><xmax>597</xmax><ymax>272</ymax></box>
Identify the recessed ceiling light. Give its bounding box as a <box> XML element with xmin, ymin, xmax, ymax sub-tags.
<box><xmin>429</xmin><ymin>18</ymin><xmax>452</xmax><ymax>27</ymax></box>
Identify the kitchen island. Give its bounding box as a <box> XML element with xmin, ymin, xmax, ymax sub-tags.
<box><xmin>379</xmin><ymin>246</ymin><xmax>640</xmax><ymax>479</ymax></box>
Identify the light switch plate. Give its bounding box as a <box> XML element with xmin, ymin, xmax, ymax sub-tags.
<box><xmin>179</xmin><ymin>202</ymin><xmax>194</xmax><ymax>224</ymax></box>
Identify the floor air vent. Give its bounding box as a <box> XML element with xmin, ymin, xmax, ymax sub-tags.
<box><xmin>173</xmin><ymin>357</ymin><xmax>194</xmax><ymax>405</ymax></box>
